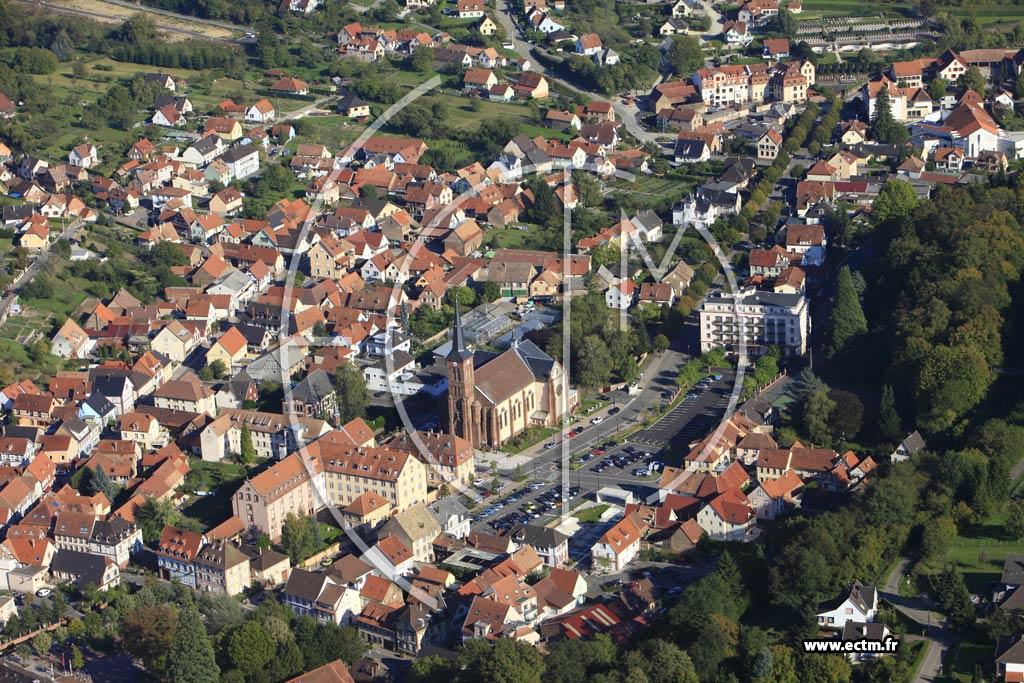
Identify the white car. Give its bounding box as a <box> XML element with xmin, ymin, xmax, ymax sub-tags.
<box><xmin>35</xmin><ymin>588</ymin><xmax>51</xmax><ymax>598</ymax></box>
<box><xmin>590</xmin><ymin>416</ymin><xmax>604</xmax><ymax>425</ymax></box>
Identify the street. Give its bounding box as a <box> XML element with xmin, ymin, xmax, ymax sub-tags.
<box><xmin>882</xmin><ymin>557</ymin><xmax>953</xmax><ymax>683</ymax></box>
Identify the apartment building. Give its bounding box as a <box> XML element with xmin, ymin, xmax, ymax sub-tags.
<box><xmin>386</xmin><ymin>431</ymin><xmax>475</xmax><ymax>487</ymax></box>
<box><xmin>199</xmin><ymin>409</ymin><xmax>331</xmax><ymax>463</ymax></box>
<box><xmin>231</xmin><ymin>452</ymin><xmax>325</xmax><ymax>541</ymax></box>
<box><xmin>193</xmin><ymin>540</ymin><xmax>252</xmax><ymax>595</ymax></box>
<box><xmin>313</xmin><ymin>436</ymin><xmax>428</xmax><ymax>514</ymax></box>
<box><xmin>698</xmin><ymin>288</ymin><xmax>809</xmax><ymax>357</ymax></box>
<box><xmin>693</xmin><ymin>60</ymin><xmax>814</xmax><ymax>106</ymax></box>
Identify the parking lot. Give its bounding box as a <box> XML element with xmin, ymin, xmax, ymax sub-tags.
<box><xmin>471</xmin><ymin>481</ymin><xmax>584</xmax><ymax>533</ymax></box>
<box><xmin>629</xmin><ymin>371</ymin><xmax>736</xmax><ymax>448</ymax></box>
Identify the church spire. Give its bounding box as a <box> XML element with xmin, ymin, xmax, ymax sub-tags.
<box><xmin>447</xmin><ymin>299</ymin><xmax>473</xmax><ymax>362</ymax></box>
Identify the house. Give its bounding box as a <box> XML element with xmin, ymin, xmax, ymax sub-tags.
<box><xmin>817</xmin><ymin>581</ymin><xmax>878</xmax><ymax>630</ymax></box>
<box><xmin>207</xmin><ymin>326</ymin><xmax>249</xmax><ymax>369</ymax></box>
<box><xmin>337</xmin><ymin>93</ymin><xmax>371</xmax><ymax>119</ymax></box>
<box><xmin>996</xmin><ymin>636</ymin><xmax>1024</xmax><ymax>683</ymax></box>
<box><xmin>379</xmin><ymin>504</ymin><xmax>442</xmax><ymax>563</ymax></box>
<box><xmin>890</xmin><ymin>431</ymin><xmax>926</xmax><ymax>464</ymax></box>
<box><xmin>576</xmin><ymin>33</ymin><xmax>602</xmax><ymax>57</ymax></box>
<box><xmin>156</xmin><ymin>525</ymin><xmax>205</xmax><ymax>587</ymax></box>
<box><xmin>220</xmin><ymin>146</ymin><xmax>261</xmax><ymax>181</ymax></box>
<box><xmin>456</xmin><ymin>0</ymin><xmax>485</xmax><ymax>17</ymax></box>
<box><xmin>762</xmin><ymin>38</ymin><xmax>790</xmax><ymax>59</ymax></box>
<box><xmin>513</xmin><ymin>73</ymin><xmax>549</xmax><ymax>100</ymax></box>
<box><xmin>605</xmin><ymin>279</ymin><xmax>636</xmax><ymax>310</ymax></box>
<box><xmin>246</xmin><ymin>99</ymin><xmax>276</xmax><ymax>124</ymax></box>
<box><xmin>50</xmin><ymin>318</ymin><xmax>94</xmax><ymax>359</ymax></box>
<box><xmin>68</xmin><ymin>143</ymin><xmax>98</xmax><ymax>169</ymax></box>
<box><xmin>286</xmin><ymin>661</ymin><xmax>356</xmax><ymax>683</ymax></box>
<box><xmin>757</xmin><ymin>128</ymin><xmax>782</xmax><ymax>160</ymax></box>
<box><xmin>463</xmin><ymin>68</ymin><xmax>498</xmax><ymax>92</ymax></box>
<box><xmin>509</xmin><ymin>524</ymin><xmax>568</xmax><ymax>567</ymax></box>
<box><xmin>479</xmin><ymin>16</ymin><xmax>499</xmax><ymax>36</ymax></box>
<box><xmin>659</xmin><ymin>19</ymin><xmax>689</xmax><ymax>36</ymax></box>
<box><xmin>50</xmin><ymin>549</ymin><xmax>120</xmax><ymax>591</ymax></box>
<box><xmin>283</xmin><ymin>569</ymin><xmax>362</xmax><ymax>625</ymax></box>
<box><xmin>271</xmin><ymin>77</ymin><xmax>310</xmax><ymax>95</ymax></box>
<box><xmin>152</xmin><ymin>106</ymin><xmax>184</xmax><ymax>127</ymax></box>
<box><xmin>722</xmin><ymin>21</ymin><xmax>750</xmax><ymax>45</ymax></box>
<box><xmin>748</xmin><ymin>470</ymin><xmax>802</xmax><ymax>520</ymax></box>
<box><xmin>205</xmin><ymin>117</ymin><xmax>243</xmax><ymax>142</ymax></box>
<box><xmin>591</xmin><ymin>513</ymin><xmax>644</xmax><ymax>573</ymax></box>
<box><xmin>696</xmin><ymin>489</ymin><xmax>755</xmax><ymax>540</ymax></box>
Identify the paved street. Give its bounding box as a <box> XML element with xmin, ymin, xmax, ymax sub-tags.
<box><xmin>882</xmin><ymin>557</ymin><xmax>955</xmax><ymax>683</ymax></box>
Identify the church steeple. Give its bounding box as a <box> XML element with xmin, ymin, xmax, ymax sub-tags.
<box><xmin>446</xmin><ymin>299</ymin><xmax>476</xmax><ymax>445</ymax></box>
<box><xmin>447</xmin><ymin>300</ymin><xmax>473</xmax><ymax>362</ymax></box>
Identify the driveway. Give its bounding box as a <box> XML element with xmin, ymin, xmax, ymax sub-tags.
<box><xmin>881</xmin><ymin>557</ymin><xmax>956</xmax><ymax>683</ymax></box>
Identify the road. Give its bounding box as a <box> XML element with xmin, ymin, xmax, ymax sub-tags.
<box><xmin>492</xmin><ymin>0</ymin><xmax>671</xmax><ymax>144</ymax></box>
<box><xmin>0</xmin><ymin>218</ymin><xmax>82</xmax><ymax>322</ymax></box>
<box><xmin>882</xmin><ymin>557</ymin><xmax>956</xmax><ymax>683</ymax></box>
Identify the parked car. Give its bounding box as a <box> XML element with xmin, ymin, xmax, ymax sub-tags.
<box><xmin>591</xmin><ymin>416</ymin><xmax>604</xmax><ymax>425</ymax></box>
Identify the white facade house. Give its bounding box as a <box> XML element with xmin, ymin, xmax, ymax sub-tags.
<box><xmin>220</xmin><ymin>146</ymin><xmax>261</xmax><ymax>181</ymax></box>
<box><xmin>604</xmin><ymin>280</ymin><xmax>636</xmax><ymax>310</ymax></box>
<box><xmin>590</xmin><ymin>515</ymin><xmax>643</xmax><ymax>573</ymax></box>
<box><xmin>696</xmin><ymin>490</ymin><xmax>755</xmax><ymax>541</ymax></box>
<box><xmin>816</xmin><ymin>581</ymin><xmax>878</xmax><ymax>630</ymax></box>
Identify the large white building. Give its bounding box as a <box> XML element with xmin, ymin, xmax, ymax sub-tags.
<box><xmin>698</xmin><ymin>288</ymin><xmax>809</xmax><ymax>357</ymax></box>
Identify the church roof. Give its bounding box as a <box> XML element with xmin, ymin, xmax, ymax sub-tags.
<box><xmin>472</xmin><ymin>340</ymin><xmax>556</xmax><ymax>405</ymax></box>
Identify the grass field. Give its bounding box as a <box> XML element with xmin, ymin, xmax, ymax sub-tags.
<box><xmin>920</xmin><ymin>512</ymin><xmax>1024</xmax><ymax>593</ymax></box>
<box><xmin>51</xmin><ymin>0</ymin><xmax>238</xmax><ymax>41</ymax></box>
<box><xmin>573</xmin><ymin>504</ymin><xmax>611</xmax><ymax>523</ymax></box>
<box><xmin>179</xmin><ymin>459</ymin><xmax>253</xmax><ymax>530</ymax></box>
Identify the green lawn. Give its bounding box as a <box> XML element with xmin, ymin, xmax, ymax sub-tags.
<box><xmin>573</xmin><ymin>504</ymin><xmax>611</xmax><ymax>523</ymax></box>
<box><xmin>501</xmin><ymin>426</ymin><xmax>557</xmax><ymax>455</ymax></box>
<box><xmin>920</xmin><ymin>512</ymin><xmax>1024</xmax><ymax>593</ymax></box>
<box><xmin>179</xmin><ymin>459</ymin><xmax>253</xmax><ymax>530</ymax></box>
<box><xmin>945</xmin><ymin>625</ymin><xmax>993</xmax><ymax>683</ymax></box>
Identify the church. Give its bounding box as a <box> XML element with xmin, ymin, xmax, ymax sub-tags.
<box><xmin>445</xmin><ymin>303</ymin><xmax>575</xmax><ymax>449</ymax></box>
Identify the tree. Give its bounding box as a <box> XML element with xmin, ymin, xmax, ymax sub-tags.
<box><xmin>872</xmin><ymin>179</ymin><xmax>918</xmax><ymax>223</ymax></box>
<box><xmin>281</xmin><ymin>513</ymin><xmax>320</xmax><ymax>563</ymax></box>
<box><xmin>824</xmin><ymin>266</ymin><xmax>867</xmax><ymax>358</ymax></box>
<box><xmin>32</xmin><ymin>631</ymin><xmax>51</xmax><ymax>655</ymax></box>
<box><xmin>799</xmin><ymin>653</ymin><xmax>851</xmax><ymax>683</ymax></box>
<box><xmin>458</xmin><ymin>638</ymin><xmax>545</xmax><ymax>683</ymax></box>
<box><xmin>333</xmin><ymin>363</ymin><xmax>368</xmax><ymax>422</ymax></box>
<box><xmin>135</xmin><ymin>496</ymin><xmax>179</xmax><ymax>543</ymax></box>
<box><xmin>227</xmin><ymin>620</ymin><xmax>276</xmax><ymax>678</ymax></box>
<box><xmin>481</xmin><ymin>280</ymin><xmax>501</xmax><ymax>303</ymax></box>
<box><xmin>163</xmin><ymin>603</ymin><xmax>218</xmax><ymax>683</ymax></box>
<box><xmin>959</xmin><ymin>66</ymin><xmax>986</xmax><ymax>95</ymax></box>
<box><xmin>77</xmin><ymin>465</ymin><xmax>115</xmax><ymax>500</ymax></box>
<box><xmin>666</xmin><ymin>35</ymin><xmax>703</xmax><ymax>78</ymax></box>
<box><xmin>590</xmin><ymin>242</ymin><xmax>621</xmax><ymax>268</ymax></box>
<box><xmin>802</xmin><ymin>388</ymin><xmax>836</xmax><ymax>446</ymax></box>
<box><xmin>258</xmin><ymin>163</ymin><xmax>293</xmax><ymax>196</ymax></box>
<box><xmin>772</xmin><ymin>8</ymin><xmax>797</xmax><ymax>39</ymax></box>
<box><xmin>653</xmin><ymin>334</ymin><xmax>669</xmax><ymax>353</ymax></box>
<box><xmin>927</xmin><ymin>77</ymin><xmax>947</xmax><ymax>101</ymax></box>
<box><xmin>122</xmin><ymin>603</ymin><xmax>178</xmax><ymax>678</ymax></box>
<box><xmin>826</xmin><ymin>389</ymin><xmax>863</xmax><ymax>440</ymax></box>
<box><xmin>577</xmin><ymin>334</ymin><xmax>612</xmax><ymax>387</ymax></box>
<box><xmin>70</xmin><ymin>646</ymin><xmax>84</xmax><ymax>671</ymax></box>
<box><xmin>877</xmin><ymin>384</ymin><xmax>901</xmax><ymax>442</ymax></box>
<box><xmin>921</xmin><ymin>514</ymin><xmax>956</xmax><ymax>560</ymax></box>
<box><xmin>209</xmin><ymin>359</ymin><xmax>228</xmax><ymax>380</ymax></box>
<box><xmin>239</xmin><ymin>423</ymin><xmax>256</xmax><ymax>464</ymax></box>
<box><xmin>410</xmin><ymin>45</ymin><xmax>433</xmax><ymax>72</ymax></box>
<box><xmin>1008</xmin><ymin>499</ymin><xmax>1024</xmax><ymax>539</ymax></box>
